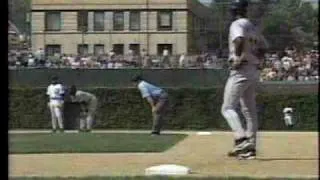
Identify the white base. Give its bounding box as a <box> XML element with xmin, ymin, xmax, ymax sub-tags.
<box><xmin>145</xmin><ymin>164</ymin><xmax>191</xmax><ymax>175</ymax></box>
<box><xmin>196</xmin><ymin>131</ymin><xmax>212</xmax><ymax>135</ymax></box>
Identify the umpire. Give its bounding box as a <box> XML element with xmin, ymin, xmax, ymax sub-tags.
<box><xmin>131</xmin><ymin>75</ymin><xmax>169</xmax><ymax>136</ymax></box>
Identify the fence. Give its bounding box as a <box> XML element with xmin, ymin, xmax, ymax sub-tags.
<box><xmin>9</xmin><ymin>69</ymin><xmax>229</xmax><ymax>88</ymax></box>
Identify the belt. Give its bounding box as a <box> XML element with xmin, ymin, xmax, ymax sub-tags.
<box><xmin>50</xmin><ymin>97</ymin><xmax>64</xmax><ymax>100</ymax></box>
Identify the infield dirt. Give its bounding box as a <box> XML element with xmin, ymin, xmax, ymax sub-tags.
<box><xmin>9</xmin><ymin>131</ymin><xmax>318</xmax><ymax>178</ymax></box>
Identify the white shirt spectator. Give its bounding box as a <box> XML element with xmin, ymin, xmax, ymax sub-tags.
<box><xmin>287</xmin><ymin>75</ymin><xmax>295</xmax><ymax>81</ymax></box>
<box><xmin>163</xmin><ymin>49</ymin><xmax>169</xmax><ymax>56</ymax></box>
<box><xmin>115</xmin><ymin>62</ymin><xmax>123</xmax><ymax>69</ymax></box>
<box><xmin>128</xmin><ymin>49</ymin><xmax>133</xmax><ymax>55</ymax></box>
<box><xmin>266</xmin><ymin>71</ymin><xmax>277</xmax><ymax>80</ymax></box>
<box><xmin>45</xmin><ymin>62</ymin><xmax>52</xmax><ymax>68</ymax></box>
<box><xmin>109</xmin><ymin>50</ymin><xmax>115</xmax><ymax>57</ymax></box>
<box><xmin>71</xmin><ymin>61</ymin><xmax>80</xmax><ymax>69</ymax></box>
<box><xmin>298</xmin><ymin>75</ymin><xmax>305</xmax><ymax>81</ymax></box>
<box><xmin>28</xmin><ymin>55</ymin><xmax>35</xmax><ymax>67</ymax></box>
<box><xmin>68</xmin><ymin>55</ymin><xmax>75</xmax><ymax>64</ymax></box>
<box><xmin>35</xmin><ymin>48</ymin><xmax>45</xmax><ymax>60</ymax></box>
<box><xmin>282</xmin><ymin>60</ymin><xmax>291</xmax><ymax>71</ymax></box>
<box><xmin>304</xmin><ymin>76</ymin><xmax>310</xmax><ymax>81</ymax></box>
<box><xmin>281</xmin><ymin>56</ymin><xmax>293</xmax><ymax>63</ymax></box>
<box><xmin>179</xmin><ymin>54</ymin><xmax>186</xmax><ymax>68</ymax></box>
<box><xmin>107</xmin><ymin>62</ymin><xmax>114</xmax><ymax>69</ymax></box>
<box><xmin>273</xmin><ymin>60</ymin><xmax>282</xmax><ymax>70</ymax></box>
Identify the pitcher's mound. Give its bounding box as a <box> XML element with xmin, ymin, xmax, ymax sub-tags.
<box><xmin>145</xmin><ymin>164</ymin><xmax>191</xmax><ymax>175</ymax></box>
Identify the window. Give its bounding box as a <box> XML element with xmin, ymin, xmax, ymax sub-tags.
<box><xmin>129</xmin><ymin>11</ymin><xmax>140</xmax><ymax>31</ymax></box>
<box><xmin>129</xmin><ymin>44</ymin><xmax>140</xmax><ymax>55</ymax></box>
<box><xmin>94</xmin><ymin>11</ymin><xmax>105</xmax><ymax>31</ymax></box>
<box><xmin>45</xmin><ymin>45</ymin><xmax>61</xmax><ymax>56</ymax></box>
<box><xmin>113</xmin><ymin>44</ymin><xmax>124</xmax><ymax>55</ymax></box>
<box><xmin>78</xmin><ymin>11</ymin><xmax>88</xmax><ymax>32</ymax></box>
<box><xmin>94</xmin><ymin>44</ymin><xmax>105</xmax><ymax>55</ymax></box>
<box><xmin>113</xmin><ymin>11</ymin><xmax>124</xmax><ymax>31</ymax></box>
<box><xmin>78</xmin><ymin>44</ymin><xmax>88</xmax><ymax>55</ymax></box>
<box><xmin>200</xmin><ymin>18</ymin><xmax>205</xmax><ymax>33</ymax></box>
<box><xmin>157</xmin><ymin>44</ymin><xmax>172</xmax><ymax>56</ymax></box>
<box><xmin>45</xmin><ymin>12</ymin><xmax>61</xmax><ymax>31</ymax></box>
<box><xmin>158</xmin><ymin>11</ymin><xmax>172</xmax><ymax>31</ymax></box>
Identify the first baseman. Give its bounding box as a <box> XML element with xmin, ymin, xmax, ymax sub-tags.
<box><xmin>132</xmin><ymin>75</ymin><xmax>169</xmax><ymax>135</ymax></box>
<box><xmin>46</xmin><ymin>76</ymin><xmax>65</xmax><ymax>133</ymax></box>
<box><xmin>221</xmin><ymin>0</ymin><xmax>268</xmax><ymax>160</ymax></box>
<box><xmin>69</xmin><ymin>85</ymin><xmax>98</xmax><ymax>132</ymax></box>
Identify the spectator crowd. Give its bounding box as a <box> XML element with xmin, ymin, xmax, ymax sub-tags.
<box><xmin>260</xmin><ymin>47</ymin><xmax>319</xmax><ymax>82</ymax></box>
<box><xmin>8</xmin><ymin>46</ymin><xmax>319</xmax><ymax>82</ymax></box>
<box><xmin>8</xmin><ymin>48</ymin><xmax>226</xmax><ymax>70</ymax></box>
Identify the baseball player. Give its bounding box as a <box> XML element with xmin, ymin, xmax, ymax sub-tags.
<box><xmin>46</xmin><ymin>76</ymin><xmax>65</xmax><ymax>133</ymax></box>
<box><xmin>221</xmin><ymin>0</ymin><xmax>268</xmax><ymax>160</ymax></box>
<box><xmin>69</xmin><ymin>85</ymin><xmax>97</xmax><ymax>132</ymax></box>
<box><xmin>131</xmin><ymin>75</ymin><xmax>168</xmax><ymax>135</ymax></box>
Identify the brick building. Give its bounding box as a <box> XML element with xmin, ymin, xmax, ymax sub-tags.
<box><xmin>31</xmin><ymin>0</ymin><xmax>215</xmax><ymax>56</ymax></box>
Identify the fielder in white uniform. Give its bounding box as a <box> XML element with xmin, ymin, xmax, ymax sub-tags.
<box><xmin>221</xmin><ymin>0</ymin><xmax>268</xmax><ymax>160</ymax></box>
<box><xmin>46</xmin><ymin>76</ymin><xmax>65</xmax><ymax>133</ymax></box>
<box><xmin>69</xmin><ymin>85</ymin><xmax>97</xmax><ymax>132</ymax></box>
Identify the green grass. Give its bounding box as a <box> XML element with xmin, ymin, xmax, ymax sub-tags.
<box><xmin>9</xmin><ymin>176</ymin><xmax>318</xmax><ymax>180</ymax></box>
<box><xmin>9</xmin><ymin>133</ymin><xmax>187</xmax><ymax>154</ymax></box>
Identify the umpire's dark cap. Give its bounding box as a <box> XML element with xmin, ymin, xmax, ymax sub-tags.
<box><xmin>131</xmin><ymin>75</ymin><xmax>143</xmax><ymax>82</ymax></box>
<box><xmin>69</xmin><ymin>85</ymin><xmax>77</xmax><ymax>96</ymax></box>
<box><xmin>51</xmin><ymin>76</ymin><xmax>59</xmax><ymax>84</ymax></box>
<box><xmin>230</xmin><ymin>0</ymin><xmax>249</xmax><ymax>11</ymax></box>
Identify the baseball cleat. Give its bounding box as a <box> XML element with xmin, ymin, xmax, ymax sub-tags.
<box><xmin>78</xmin><ymin>129</ymin><xmax>86</xmax><ymax>133</ymax></box>
<box><xmin>227</xmin><ymin>138</ymin><xmax>254</xmax><ymax>157</ymax></box>
<box><xmin>237</xmin><ymin>149</ymin><xmax>256</xmax><ymax>160</ymax></box>
<box><xmin>52</xmin><ymin>129</ymin><xmax>57</xmax><ymax>133</ymax></box>
<box><xmin>151</xmin><ymin>132</ymin><xmax>160</xmax><ymax>136</ymax></box>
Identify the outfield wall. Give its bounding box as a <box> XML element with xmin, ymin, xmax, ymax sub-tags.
<box><xmin>9</xmin><ymin>69</ymin><xmax>229</xmax><ymax>88</ymax></box>
<box><xmin>9</xmin><ymin>69</ymin><xmax>319</xmax><ymax>94</ymax></box>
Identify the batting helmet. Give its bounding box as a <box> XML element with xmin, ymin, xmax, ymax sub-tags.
<box><xmin>230</xmin><ymin>0</ymin><xmax>249</xmax><ymax>16</ymax></box>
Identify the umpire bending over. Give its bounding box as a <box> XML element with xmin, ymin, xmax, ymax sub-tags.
<box><xmin>132</xmin><ymin>75</ymin><xmax>169</xmax><ymax>135</ymax></box>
